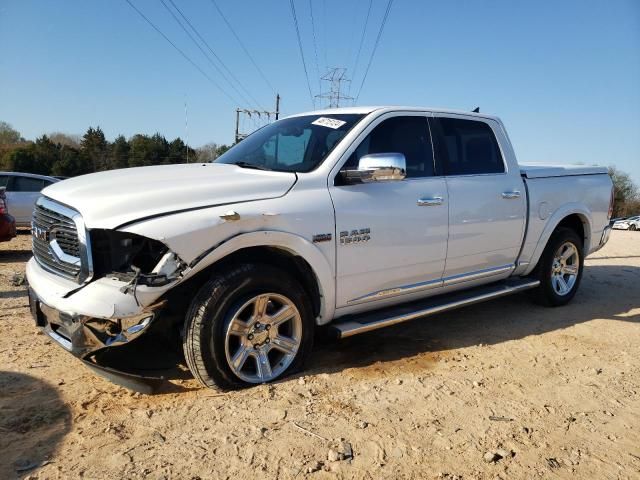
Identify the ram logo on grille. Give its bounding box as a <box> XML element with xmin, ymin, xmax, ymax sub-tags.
<box><xmin>32</xmin><ymin>225</ymin><xmax>49</xmax><ymax>242</ymax></box>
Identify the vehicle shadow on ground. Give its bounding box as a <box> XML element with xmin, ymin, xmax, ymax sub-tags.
<box><xmin>0</xmin><ymin>289</ymin><xmax>27</xmax><ymax>300</ymax></box>
<box><xmin>0</xmin><ymin>371</ymin><xmax>71</xmax><ymax>480</ymax></box>
<box><xmin>306</xmin><ymin>264</ymin><xmax>640</xmax><ymax>377</ymax></box>
<box><xmin>0</xmin><ymin>251</ymin><xmax>32</xmax><ymax>263</ymax></box>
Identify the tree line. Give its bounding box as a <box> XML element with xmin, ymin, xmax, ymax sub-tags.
<box><xmin>0</xmin><ymin>120</ymin><xmax>231</xmax><ymax>178</ymax></box>
<box><xmin>608</xmin><ymin>166</ymin><xmax>640</xmax><ymax>218</ymax></box>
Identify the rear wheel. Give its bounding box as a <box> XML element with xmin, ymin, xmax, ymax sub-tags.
<box><xmin>531</xmin><ymin>227</ymin><xmax>584</xmax><ymax>306</ymax></box>
<box><xmin>183</xmin><ymin>264</ymin><xmax>314</xmax><ymax>390</ymax></box>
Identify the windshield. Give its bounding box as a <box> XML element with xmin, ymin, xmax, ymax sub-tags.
<box><xmin>215</xmin><ymin>114</ymin><xmax>364</xmax><ymax>172</ymax></box>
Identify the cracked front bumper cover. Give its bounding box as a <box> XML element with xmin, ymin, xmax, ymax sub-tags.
<box><xmin>29</xmin><ymin>287</ymin><xmax>164</xmax><ymax>358</ymax></box>
<box><xmin>28</xmin><ymin>287</ymin><xmax>168</xmax><ymax>392</ymax></box>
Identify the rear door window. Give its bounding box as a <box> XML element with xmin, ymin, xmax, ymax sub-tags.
<box><xmin>0</xmin><ymin>175</ymin><xmax>9</xmax><ymax>188</ymax></box>
<box><xmin>433</xmin><ymin>117</ymin><xmax>504</xmax><ymax>175</ymax></box>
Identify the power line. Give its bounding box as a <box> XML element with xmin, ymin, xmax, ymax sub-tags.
<box><xmin>208</xmin><ymin>0</ymin><xmax>277</xmax><ymax>94</ymax></box>
<box><xmin>351</xmin><ymin>0</ymin><xmax>373</xmax><ymax>87</ymax></box>
<box><xmin>124</xmin><ymin>0</ymin><xmax>236</xmax><ymax>105</ymax></box>
<box><xmin>159</xmin><ymin>0</ymin><xmax>246</xmax><ymax>108</ymax></box>
<box><xmin>165</xmin><ymin>0</ymin><xmax>266</xmax><ymax>111</ymax></box>
<box><xmin>355</xmin><ymin>0</ymin><xmax>394</xmax><ymax>102</ymax></box>
<box><xmin>289</xmin><ymin>0</ymin><xmax>315</xmax><ymax>108</ymax></box>
<box><xmin>342</xmin><ymin>0</ymin><xmax>363</xmax><ymax>70</ymax></box>
<box><xmin>321</xmin><ymin>0</ymin><xmax>328</xmax><ymax>69</ymax></box>
<box><xmin>308</xmin><ymin>0</ymin><xmax>321</xmax><ymax>93</ymax></box>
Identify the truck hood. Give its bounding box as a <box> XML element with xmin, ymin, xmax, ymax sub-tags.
<box><xmin>42</xmin><ymin>163</ymin><xmax>297</xmax><ymax>229</ymax></box>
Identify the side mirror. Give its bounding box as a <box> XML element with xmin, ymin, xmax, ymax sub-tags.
<box><xmin>342</xmin><ymin>153</ymin><xmax>406</xmax><ymax>183</ymax></box>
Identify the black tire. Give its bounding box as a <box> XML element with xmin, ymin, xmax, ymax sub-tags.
<box><xmin>183</xmin><ymin>263</ymin><xmax>314</xmax><ymax>390</ymax></box>
<box><xmin>531</xmin><ymin>227</ymin><xmax>584</xmax><ymax>307</ymax></box>
<box><xmin>630</xmin><ymin>225</ymin><xmax>637</xmax><ymax>231</ymax></box>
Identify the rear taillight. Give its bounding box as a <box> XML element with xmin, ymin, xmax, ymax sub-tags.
<box><xmin>608</xmin><ymin>185</ymin><xmax>614</xmax><ymax>219</ymax></box>
<box><xmin>0</xmin><ymin>193</ymin><xmax>7</xmax><ymax>214</ymax></box>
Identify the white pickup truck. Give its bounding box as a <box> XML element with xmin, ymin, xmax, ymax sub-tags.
<box><xmin>26</xmin><ymin>106</ymin><xmax>614</xmax><ymax>392</ymax></box>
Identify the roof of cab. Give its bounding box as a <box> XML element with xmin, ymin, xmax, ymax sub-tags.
<box><xmin>287</xmin><ymin>106</ymin><xmax>501</xmax><ymax>122</ymax></box>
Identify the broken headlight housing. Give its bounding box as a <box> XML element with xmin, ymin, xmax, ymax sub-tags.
<box><xmin>90</xmin><ymin>230</ymin><xmax>186</xmax><ymax>286</ymax></box>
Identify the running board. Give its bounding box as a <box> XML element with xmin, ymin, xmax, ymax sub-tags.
<box><xmin>330</xmin><ymin>278</ymin><xmax>540</xmax><ymax>339</ymax></box>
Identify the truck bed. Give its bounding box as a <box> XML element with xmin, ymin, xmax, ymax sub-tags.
<box><xmin>520</xmin><ymin>163</ymin><xmax>608</xmax><ymax>179</ymax></box>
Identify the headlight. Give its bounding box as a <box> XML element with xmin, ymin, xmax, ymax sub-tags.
<box><xmin>90</xmin><ymin>230</ymin><xmax>186</xmax><ymax>286</ymax></box>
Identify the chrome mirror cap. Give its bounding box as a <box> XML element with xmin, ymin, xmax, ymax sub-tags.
<box><xmin>343</xmin><ymin>153</ymin><xmax>407</xmax><ymax>183</ymax></box>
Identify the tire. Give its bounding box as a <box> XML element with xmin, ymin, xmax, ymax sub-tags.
<box><xmin>531</xmin><ymin>227</ymin><xmax>584</xmax><ymax>307</ymax></box>
<box><xmin>630</xmin><ymin>225</ymin><xmax>637</xmax><ymax>231</ymax></box>
<box><xmin>183</xmin><ymin>263</ymin><xmax>314</xmax><ymax>390</ymax></box>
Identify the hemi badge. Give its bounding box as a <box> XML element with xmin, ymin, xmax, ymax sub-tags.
<box><xmin>312</xmin><ymin>233</ymin><xmax>332</xmax><ymax>243</ymax></box>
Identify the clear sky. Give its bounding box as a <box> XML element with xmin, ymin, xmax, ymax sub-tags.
<box><xmin>1</xmin><ymin>0</ymin><xmax>639</xmax><ymax>181</ymax></box>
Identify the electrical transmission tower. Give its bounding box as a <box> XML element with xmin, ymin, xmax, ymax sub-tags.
<box><xmin>235</xmin><ymin>94</ymin><xmax>281</xmax><ymax>143</ymax></box>
<box><xmin>315</xmin><ymin>68</ymin><xmax>353</xmax><ymax>109</ymax></box>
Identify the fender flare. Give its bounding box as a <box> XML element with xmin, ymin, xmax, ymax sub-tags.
<box><xmin>183</xmin><ymin>230</ymin><xmax>335</xmax><ymax>324</ymax></box>
<box><xmin>522</xmin><ymin>203</ymin><xmax>593</xmax><ymax>276</ymax></box>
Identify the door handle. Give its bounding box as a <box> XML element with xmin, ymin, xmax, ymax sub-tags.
<box><xmin>501</xmin><ymin>191</ymin><xmax>521</xmax><ymax>199</ymax></box>
<box><xmin>417</xmin><ymin>196</ymin><xmax>444</xmax><ymax>206</ymax></box>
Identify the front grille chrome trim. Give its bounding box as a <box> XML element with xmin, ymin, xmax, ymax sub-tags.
<box><xmin>32</xmin><ymin>197</ymin><xmax>93</xmax><ymax>284</ymax></box>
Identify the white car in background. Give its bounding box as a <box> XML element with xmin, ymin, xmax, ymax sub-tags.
<box><xmin>612</xmin><ymin>215</ymin><xmax>640</xmax><ymax>231</ymax></box>
<box><xmin>0</xmin><ymin>172</ymin><xmax>60</xmax><ymax>227</ymax></box>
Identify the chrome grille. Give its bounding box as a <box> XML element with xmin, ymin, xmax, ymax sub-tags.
<box><xmin>32</xmin><ymin>200</ymin><xmax>82</xmax><ymax>281</ymax></box>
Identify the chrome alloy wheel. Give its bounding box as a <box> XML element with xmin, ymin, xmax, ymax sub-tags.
<box><xmin>551</xmin><ymin>242</ymin><xmax>580</xmax><ymax>296</ymax></box>
<box><xmin>224</xmin><ymin>293</ymin><xmax>302</xmax><ymax>383</ymax></box>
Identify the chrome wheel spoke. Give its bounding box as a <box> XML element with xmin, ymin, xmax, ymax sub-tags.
<box><xmin>556</xmin><ymin>275</ymin><xmax>569</xmax><ymax>294</ymax></box>
<box><xmin>255</xmin><ymin>350</ymin><xmax>273</xmax><ymax>381</ymax></box>
<box><xmin>268</xmin><ymin>305</ymin><xmax>294</xmax><ymax>327</ymax></box>
<box><xmin>231</xmin><ymin>346</ymin><xmax>251</xmax><ymax>371</ymax></box>
<box><xmin>271</xmin><ymin>334</ymin><xmax>298</xmax><ymax>355</ymax></box>
<box><xmin>560</xmin><ymin>245</ymin><xmax>576</xmax><ymax>262</ymax></box>
<box><xmin>562</xmin><ymin>264</ymin><xmax>578</xmax><ymax>275</ymax></box>
<box><xmin>228</xmin><ymin>319</ymin><xmax>250</xmax><ymax>337</ymax></box>
<box><xmin>253</xmin><ymin>294</ymin><xmax>269</xmax><ymax>319</ymax></box>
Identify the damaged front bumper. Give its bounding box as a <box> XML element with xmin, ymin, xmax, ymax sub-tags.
<box><xmin>28</xmin><ymin>286</ymin><xmax>169</xmax><ymax>393</ymax></box>
<box><xmin>26</xmin><ymin>258</ymin><xmax>180</xmax><ymax>392</ymax></box>
<box><xmin>28</xmin><ymin>286</ymin><xmax>164</xmax><ymax>358</ymax></box>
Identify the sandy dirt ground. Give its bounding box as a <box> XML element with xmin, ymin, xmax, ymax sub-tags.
<box><xmin>1</xmin><ymin>230</ymin><xmax>639</xmax><ymax>480</ymax></box>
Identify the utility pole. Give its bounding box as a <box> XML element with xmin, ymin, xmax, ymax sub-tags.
<box><xmin>184</xmin><ymin>95</ymin><xmax>189</xmax><ymax>163</ymax></box>
<box><xmin>234</xmin><ymin>93</ymin><xmax>281</xmax><ymax>143</ymax></box>
<box><xmin>315</xmin><ymin>68</ymin><xmax>353</xmax><ymax>109</ymax></box>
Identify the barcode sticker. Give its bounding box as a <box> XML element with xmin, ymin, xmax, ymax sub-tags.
<box><xmin>311</xmin><ymin>117</ymin><xmax>347</xmax><ymax>129</ymax></box>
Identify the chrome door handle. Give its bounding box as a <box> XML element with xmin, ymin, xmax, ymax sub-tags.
<box><xmin>501</xmin><ymin>191</ymin><xmax>521</xmax><ymax>199</ymax></box>
<box><xmin>417</xmin><ymin>196</ymin><xmax>444</xmax><ymax>206</ymax></box>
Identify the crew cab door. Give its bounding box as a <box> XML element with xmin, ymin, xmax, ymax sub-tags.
<box><xmin>329</xmin><ymin>113</ymin><xmax>448</xmax><ymax>309</ymax></box>
<box><xmin>430</xmin><ymin>114</ymin><xmax>526</xmax><ymax>281</ymax></box>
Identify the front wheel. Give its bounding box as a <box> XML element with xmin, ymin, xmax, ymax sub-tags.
<box><xmin>183</xmin><ymin>264</ymin><xmax>314</xmax><ymax>390</ymax></box>
<box><xmin>531</xmin><ymin>227</ymin><xmax>584</xmax><ymax>307</ymax></box>
<box><xmin>630</xmin><ymin>224</ymin><xmax>637</xmax><ymax>231</ymax></box>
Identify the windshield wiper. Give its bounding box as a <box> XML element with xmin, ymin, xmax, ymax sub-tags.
<box><xmin>233</xmin><ymin>161</ymin><xmax>273</xmax><ymax>171</ymax></box>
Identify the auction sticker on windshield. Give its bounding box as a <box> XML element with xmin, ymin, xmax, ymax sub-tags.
<box><xmin>312</xmin><ymin>117</ymin><xmax>347</xmax><ymax>129</ymax></box>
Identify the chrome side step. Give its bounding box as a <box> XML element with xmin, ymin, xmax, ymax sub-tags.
<box><xmin>330</xmin><ymin>278</ymin><xmax>540</xmax><ymax>339</ymax></box>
